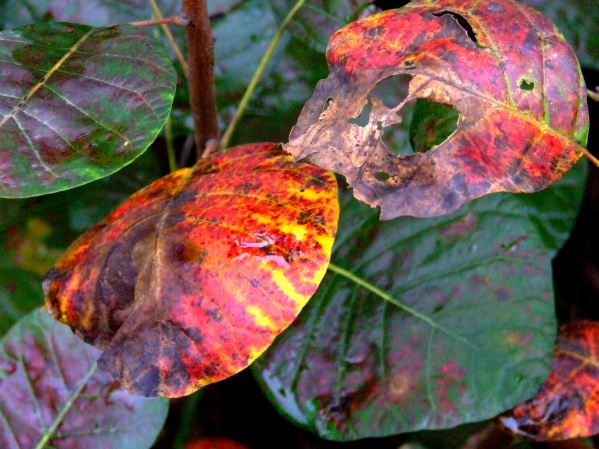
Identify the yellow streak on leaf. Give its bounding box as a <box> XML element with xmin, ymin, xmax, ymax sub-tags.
<box><xmin>246</xmin><ymin>305</ymin><xmax>277</xmax><ymax>331</ymax></box>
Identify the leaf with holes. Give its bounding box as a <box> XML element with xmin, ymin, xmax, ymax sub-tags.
<box><xmin>497</xmin><ymin>320</ymin><xmax>599</xmax><ymax>441</ymax></box>
<box><xmin>284</xmin><ymin>0</ymin><xmax>589</xmax><ymax>219</ymax></box>
<box><xmin>43</xmin><ymin>143</ymin><xmax>339</xmax><ymax>398</ymax></box>
<box><xmin>0</xmin><ymin>307</ymin><xmax>168</xmax><ymax>449</ymax></box>
<box><xmin>252</xmin><ymin>159</ymin><xmax>587</xmax><ymax>439</ymax></box>
<box><xmin>0</xmin><ymin>22</ymin><xmax>176</xmax><ymax>197</ymax></box>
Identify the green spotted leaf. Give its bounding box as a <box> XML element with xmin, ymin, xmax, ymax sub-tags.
<box><xmin>252</xmin><ymin>161</ymin><xmax>586</xmax><ymax>440</ymax></box>
<box><xmin>0</xmin><ymin>22</ymin><xmax>176</xmax><ymax>197</ymax></box>
<box><xmin>0</xmin><ymin>308</ymin><xmax>169</xmax><ymax>449</ymax></box>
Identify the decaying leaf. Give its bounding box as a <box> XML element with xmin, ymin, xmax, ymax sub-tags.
<box><xmin>285</xmin><ymin>0</ymin><xmax>588</xmax><ymax>219</ymax></box>
<box><xmin>497</xmin><ymin>320</ymin><xmax>599</xmax><ymax>441</ymax></box>
<box><xmin>43</xmin><ymin>143</ymin><xmax>339</xmax><ymax>397</ymax></box>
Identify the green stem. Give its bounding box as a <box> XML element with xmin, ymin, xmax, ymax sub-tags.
<box><xmin>588</xmin><ymin>88</ymin><xmax>599</xmax><ymax>102</ymax></box>
<box><xmin>219</xmin><ymin>0</ymin><xmax>307</xmax><ymax>151</ymax></box>
<box><xmin>34</xmin><ymin>362</ymin><xmax>99</xmax><ymax>449</ymax></box>
<box><xmin>171</xmin><ymin>390</ymin><xmax>204</xmax><ymax>449</ymax></box>
<box><xmin>165</xmin><ymin>114</ymin><xmax>177</xmax><ymax>172</ymax></box>
<box><xmin>327</xmin><ymin>263</ymin><xmax>476</xmax><ymax>349</ymax></box>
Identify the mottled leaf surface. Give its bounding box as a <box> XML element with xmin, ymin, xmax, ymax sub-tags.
<box><xmin>0</xmin><ymin>22</ymin><xmax>176</xmax><ymax>197</ymax></box>
<box><xmin>0</xmin><ymin>308</ymin><xmax>168</xmax><ymax>449</ymax></box>
<box><xmin>44</xmin><ymin>143</ymin><xmax>339</xmax><ymax>398</ymax></box>
<box><xmin>498</xmin><ymin>320</ymin><xmax>599</xmax><ymax>441</ymax></box>
<box><xmin>522</xmin><ymin>0</ymin><xmax>599</xmax><ymax>71</ymax></box>
<box><xmin>285</xmin><ymin>0</ymin><xmax>589</xmax><ymax>219</ymax></box>
<box><xmin>253</xmin><ymin>160</ymin><xmax>587</xmax><ymax>440</ymax></box>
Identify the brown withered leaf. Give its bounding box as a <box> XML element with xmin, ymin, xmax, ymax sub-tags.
<box><xmin>284</xmin><ymin>0</ymin><xmax>589</xmax><ymax>219</ymax></box>
<box><xmin>43</xmin><ymin>143</ymin><xmax>339</xmax><ymax>398</ymax></box>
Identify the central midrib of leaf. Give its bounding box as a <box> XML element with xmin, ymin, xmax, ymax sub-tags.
<box><xmin>0</xmin><ymin>28</ymin><xmax>96</xmax><ymax>129</ymax></box>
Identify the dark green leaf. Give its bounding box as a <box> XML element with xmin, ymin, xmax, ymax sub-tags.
<box><xmin>0</xmin><ymin>22</ymin><xmax>176</xmax><ymax>197</ymax></box>
<box><xmin>522</xmin><ymin>0</ymin><xmax>599</xmax><ymax>71</ymax></box>
<box><xmin>409</xmin><ymin>99</ymin><xmax>459</xmax><ymax>153</ymax></box>
<box><xmin>0</xmin><ymin>266</ymin><xmax>42</xmax><ymax>337</ymax></box>
<box><xmin>253</xmin><ymin>161</ymin><xmax>586</xmax><ymax>440</ymax></box>
<box><xmin>0</xmin><ymin>307</ymin><xmax>168</xmax><ymax>449</ymax></box>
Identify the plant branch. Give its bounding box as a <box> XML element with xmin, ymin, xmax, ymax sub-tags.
<box><xmin>34</xmin><ymin>362</ymin><xmax>98</xmax><ymax>449</ymax></box>
<box><xmin>148</xmin><ymin>0</ymin><xmax>189</xmax><ymax>77</ymax></box>
<box><xmin>327</xmin><ymin>262</ymin><xmax>477</xmax><ymax>349</ymax></box>
<box><xmin>131</xmin><ymin>16</ymin><xmax>190</xmax><ymax>28</ymax></box>
<box><xmin>219</xmin><ymin>0</ymin><xmax>307</xmax><ymax>151</ymax></box>
<box><xmin>183</xmin><ymin>0</ymin><xmax>219</xmax><ymax>159</ymax></box>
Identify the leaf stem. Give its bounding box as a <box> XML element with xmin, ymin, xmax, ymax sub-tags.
<box><xmin>183</xmin><ymin>0</ymin><xmax>219</xmax><ymax>159</ymax></box>
<box><xmin>327</xmin><ymin>262</ymin><xmax>476</xmax><ymax>349</ymax></box>
<box><xmin>582</xmin><ymin>148</ymin><xmax>599</xmax><ymax>169</ymax></box>
<box><xmin>588</xmin><ymin>88</ymin><xmax>599</xmax><ymax>102</ymax></box>
<box><xmin>131</xmin><ymin>16</ymin><xmax>190</xmax><ymax>28</ymax></box>
<box><xmin>147</xmin><ymin>0</ymin><xmax>189</xmax><ymax>77</ymax></box>
<box><xmin>34</xmin><ymin>362</ymin><xmax>98</xmax><ymax>449</ymax></box>
<box><xmin>219</xmin><ymin>0</ymin><xmax>307</xmax><ymax>151</ymax></box>
<box><xmin>165</xmin><ymin>114</ymin><xmax>177</xmax><ymax>172</ymax></box>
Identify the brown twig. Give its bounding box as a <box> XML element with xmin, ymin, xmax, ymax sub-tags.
<box><xmin>130</xmin><ymin>16</ymin><xmax>190</xmax><ymax>28</ymax></box>
<box><xmin>588</xmin><ymin>88</ymin><xmax>599</xmax><ymax>102</ymax></box>
<box><xmin>182</xmin><ymin>0</ymin><xmax>219</xmax><ymax>159</ymax></box>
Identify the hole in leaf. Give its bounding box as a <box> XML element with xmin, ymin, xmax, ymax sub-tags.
<box><xmin>370</xmin><ymin>74</ymin><xmax>412</xmax><ymax>109</ymax></box>
<box><xmin>409</xmin><ymin>99</ymin><xmax>459</xmax><ymax>153</ymax></box>
<box><xmin>321</xmin><ymin>97</ymin><xmax>333</xmax><ymax>114</ymax></box>
<box><xmin>519</xmin><ymin>79</ymin><xmax>535</xmax><ymax>91</ymax></box>
<box><xmin>348</xmin><ymin>99</ymin><xmax>372</xmax><ymax>127</ymax></box>
<box><xmin>374</xmin><ymin>171</ymin><xmax>391</xmax><ymax>182</ymax></box>
<box><xmin>432</xmin><ymin>10</ymin><xmax>483</xmax><ymax>48</ymax></box>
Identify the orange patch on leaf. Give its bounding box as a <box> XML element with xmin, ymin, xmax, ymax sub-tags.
<box><xmin>43</xmin><ymin>143</ymin><xmax>339</xmax><ymax>397</ymax></box>
<box><xmin>497</xmin><ymin>320</ymin><xmax>599</xmax><ymax>441</ymax></box>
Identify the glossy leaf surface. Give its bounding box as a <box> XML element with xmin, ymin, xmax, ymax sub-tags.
<box><xmin>44</xmin><ymin>143</ymin><xmax>339</xmax><ymax>398</ymax></box>
<box><xmin>0</xmin><ymin>308</ymin><xmax>168</xmax><ymax>449</ymax></box>
<box><xmin>285</xmin><ymin>0</ymin><xmax>589</xmax><ymax>219</ymax></box>
<box><xmin>0</xmin><ymin>22</ymin><xmax>176</xmax><ymax>197</ymax></box>
<box><xmin>253</xmin><ymin>160</ymin><xmax>587</xmax><ymax>440</ymax></box>
<box><xmin>498</xmin><ymin>320</ymin><xmax>599</xmax><ymax>441</ymax></box>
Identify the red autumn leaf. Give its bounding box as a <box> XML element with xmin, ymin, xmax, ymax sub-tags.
<box><xmin>43</xmin><ymin>143</ymin><xmax>339</xmax><ymax>398</ymax></box>
<box><xmin>497</xmin><ymin>320</ymin><xmax>599</xmax><ymax>441</ymax></box>
<box><xmin>284</xmin><ymin>0</ymin><xmax>589</xmax><ymax>219</ymax></box>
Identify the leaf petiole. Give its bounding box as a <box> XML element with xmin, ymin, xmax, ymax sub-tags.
<box><xmin>218</xmin><ymin>0</ymin><xmax>307</xmax><ymax>152</ymax></box>
<box><xmin>34</xmin><ymin>362</ymin><xmax>99</xmax><ymax>449</ymax></box>
<box><xmin>327</xmin><ymin>262</ymin><xmax>477</xmax><ymax>349</ymax></box>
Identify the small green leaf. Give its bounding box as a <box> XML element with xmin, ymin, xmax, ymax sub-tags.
<box><xmin>0</xmin><ymin>308</ymin><xmax>169</xmax><ymax>449</ymax></box>
<box><xmin>253</xmin><ymin>161</ymin><xmax>586</xmax><ymax>440</ymax></box>
<box><xmin>0</xmin><ymin>22</ymin><xmax>176</xmax><ymax>197</ymax></box>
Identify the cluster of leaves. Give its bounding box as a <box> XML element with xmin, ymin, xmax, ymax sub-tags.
<box><xmin>0</xmin><ymin>0</ymin><xmax>599</xmax><ymax>448</ymax></box>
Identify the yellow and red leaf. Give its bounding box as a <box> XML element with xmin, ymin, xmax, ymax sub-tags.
<box><xmin>498</xmin><ymin>320</ymin><xmax>599</xmax><ymax>441</ymax></box>
<box><xmin>43</xmin><ymin>143</ymin><xmax>339</xmax><ymax>397</ymax></box>
<box><xmin>285</xmin><ymin>0</ymin><xmax>588</xmax><ymax>219</ymax></box>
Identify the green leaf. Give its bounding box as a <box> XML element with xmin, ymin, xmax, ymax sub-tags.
<box><xmin>409</xmin><ymin>99</ymin><xmax>459</xmax><ymax>153</ymax></box>
<box><xmin>0</xmin><ymin>308</ymin><xmax>168</xmax><ymax>449</ymax></box>
<box><xmin>522</xmin><ymin>0</ymin><xmax>599</xmax><ymax>71</ymax></box>
<box><xmin>0</xmin><ymin>266</ymin><xmax>42</xmax><ymax>337</ymax></box>
<box><xmin>0</xmin><ymin>22</ymin><xmax>176</xmax><ymax>197</ymax></box>
<box><xmin>253</xmin><ymin>161</ymin><xmax>586</xmax><ymax>440</ymax></box>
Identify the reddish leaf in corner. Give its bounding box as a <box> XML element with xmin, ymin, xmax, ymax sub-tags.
<box><xmin>43</xmin><ymin>143</ymin><xmax>339</xmax><ymax>398</ymax></box>
<box><xmin>284</xmin><ymin>0</ymin><xmax>589</xmax><ymax>219</ymax></box>
<box><xmin>497</xmin><ymin>320</ymin><xmax>599</xmax><ymax>441</ymax></box>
